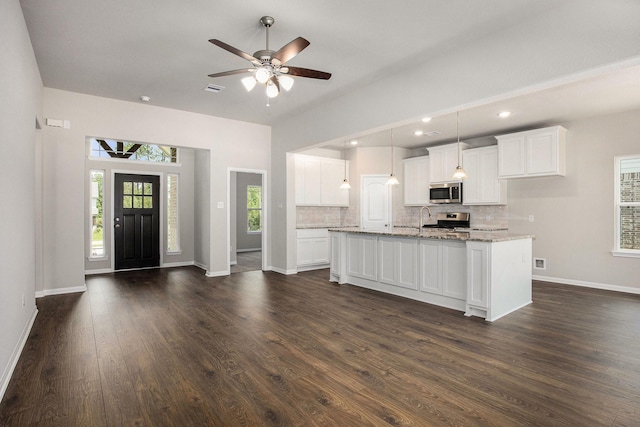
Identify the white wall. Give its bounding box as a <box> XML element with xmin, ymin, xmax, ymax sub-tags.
<box><xmin>270</xmin><ymin>2</ymin><xmax>640</xmax><ymax>273</ymax></box>
<box><xmin>508</xmin><ymin>108</ymin><xmax>640</xmax><ymax>291</ymax></box>
<box><xmin>0</xmin><ymin>0</ymin><xmax>42</xmax><ymax>400</ymax></box>
<box><xmin>42</xmin><ymin>88</ymin><xmax>270</xmax><ymax>288</ymax></box>
<box><xmin>194</xmin><ymin>149</ymin><xmax>211</xmax><ymax>270</ymax></box>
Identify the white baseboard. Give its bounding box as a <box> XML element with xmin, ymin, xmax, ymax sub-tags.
<box><xmin>1</xmin><ymin>306</ymin><xmax>38</xmax><ymax>402</ymax></box>
<box><xmin>85</xmin><ymin>262</ymin><xmax>198</xmax><ymax>276</ymax></box>
<box><xmin>297</xmin><ymin>264</ymin><xmax>329</xmax><ymax>272</ymax></box>
<box><xmin>532</xmin><ymin>275</ymin><xmax>640</xmax><ymax>295</ymax></box>
<box><xmin>35</xmin><ymin>284</ymin><xmax>87</xmax><ymax>298</ymax></box>
<box><xmin>193</xmin><ymin>262</ymin><xmax>207</xmax><ymax>271</ymax></box>
<box><xmin>161</xmin><ymin>261</ymin><xmax>194</xmax><ymax>268</ymax></box>
<box><xmin>85</xmin><ymin>268</ymin><xmax>112</xmax><ymax>275</ymax></box>
<box><xmin>269</xmin><ymin>266</ymin><xmax>298</xmax><ymax>275</ymax></box>
<box><xmin>206</xmin><ymin>270</ymin><xmax>229</xmax><ymax>277</ymax></box>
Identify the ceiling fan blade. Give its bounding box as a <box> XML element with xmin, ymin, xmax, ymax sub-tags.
<box><xmin>209</xmin><ymin>39</ymin><xmax>261</xmax><ymax>65</ymax></box>
<box><xmin>208</xmin><ymin>69</ymin><xmax>253</xmax><ymax>78</ymax></box>
<box><xmin>272</xmin><ymin>37</ymin><xmax>310</xmax><ymax>65</ymax></box>
<box><xmin>283</xmin><ymin>66</ymin><xmax>331</xmax><ymax>80</ymax></box>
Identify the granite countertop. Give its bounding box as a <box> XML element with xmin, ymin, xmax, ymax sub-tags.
<box><xmin>328</xmin><ymin>227</ymin><xmax>534</xmax><ymax>243</ymax></box>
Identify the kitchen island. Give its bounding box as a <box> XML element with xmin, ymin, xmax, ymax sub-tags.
<box><xmin>328</xmin><ymin>227</ymin><xmax>534</xmax><ymax>321</ymax></box>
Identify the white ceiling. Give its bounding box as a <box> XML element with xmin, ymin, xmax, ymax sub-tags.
<box><xmin>20</xmin><ymin>0</ymin><xmax>640</xmax><ymax>150</ymax></box>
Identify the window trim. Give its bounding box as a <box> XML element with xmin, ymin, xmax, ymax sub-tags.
<box><xmin>612</xmin><ymin>154</ymin><xmax>640</xmax><ymax>257</ymax></box>
<box><xmin>247</xmin><ymin>185</ymin><xmax>262</xmax><ymax>234</ymax></box>
<box><xmin>166</xmin><ymin>173</ymin><xmax>181</xmax><ymax>254</ymax></box>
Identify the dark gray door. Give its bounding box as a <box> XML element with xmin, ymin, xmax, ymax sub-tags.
<box><xmin>114</xmin><ymin>174</ymin><xmax>160</xmax><ymax>270</ymax></box>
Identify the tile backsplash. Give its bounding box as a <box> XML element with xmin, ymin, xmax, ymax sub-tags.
<box><xmin>296</xmin><ymin>204</ymin><xmax>508</xmax><ymax>229</ymax></box>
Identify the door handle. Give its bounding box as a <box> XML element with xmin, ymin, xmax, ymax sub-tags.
<box><xmin>114</xmin><ymin>224</ymin><xmax>121</xmax><ymax>228</ymax></box>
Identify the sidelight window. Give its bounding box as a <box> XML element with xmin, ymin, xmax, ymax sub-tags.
<box><xmin>614</xmin><ymin>155</ymin><xmax>640</xmax><ymax>257</ymax></box>
<box><xmin>89</xmin><ymin>170</ymin><xmax>105</xmax><ymax>258</ymax></box>
<box><xmin>247</xmin><ymin>185</ymin><xmax>262</xmax><ymax>233</ymax></box>
<box><xmin>167</xmin><ymin>174</ymin><xmax>180</xmax><ymax>253</ymax></box>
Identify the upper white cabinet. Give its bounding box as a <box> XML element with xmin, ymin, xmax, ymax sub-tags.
<box><xmin>295</xmin><ymin>154</ymin><xmax>349</xmax><ymax>206</ymax></box>
<box><xmin>462</xmin><ymin>145</ymin><xmax>507</xmax><ymax>205</ymax></box>
<box><xmin>496</xmin><ymin>126</ymin><xmax>567</xmax><ymax>178</ymax></box>
<box><xmin>403</xmin><ymin>155</ymin><xmax>430</xmax><ymax>206</ymax></box>
<box><xmin>428</xmin><ymin>143</ymin><xmax>470</xmax><ymax>183</ymax></box>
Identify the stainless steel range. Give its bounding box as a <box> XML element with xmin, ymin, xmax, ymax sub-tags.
<box><xmin>422</xmin><ymin>212</ymin><xmax>470</xmax><ymax>230</ymax></box>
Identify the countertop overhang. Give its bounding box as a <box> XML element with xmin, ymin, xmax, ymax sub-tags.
<box><xmin>328</xmin><ymin>227</ymin><xmax>534</xmax><ymax>243</ymax></box>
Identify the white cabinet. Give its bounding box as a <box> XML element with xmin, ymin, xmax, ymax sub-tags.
<box><xmin>419</xmin><ymin>240</ymin><xmax>442</xmax><ymax>294</ymax></box>
<box><xmin>442</xmin><ymin>242</ymin><xmax>467</xmax><ymax>300</ymax></box>
<box><xmin>466</xmin><ymin>242</ymin><xmax>489</xmax><ymax>309</ymax></box>
<box><xmin>346</xmin><ymin>234</ymin><xmax>378</xmax><ymax>281</ymax></box>
<box><xmin>403</xmin><ymin>156</ymin><xmax>431</xmax><ymax>206</ymax></box>
<box><xmin>462</xmin><ymin>145</ymin><xmax>507</xmax><ymax>205</ymax></box>
<box><xmin>296</xmin><ymin>229</ymin><xmax>329</xmax><ymax>270</ymax></box>
<box><xmin>419</xmin><ymin>240</ymin><xmax>466</xmax><ymax>300</ymax></box>
<box><xmin>378</xmin><ymin>237</ymin><xmax>419</xmax><ymax>290</ymax></box>
<box><xmin>329</xmin><ymin>232</ymin><xmax>342</xmax><ymax>277</ymax></box>
<box><xmin>497</xmin><ymin>126</ymin><xmax>566</xmax><ymax>178</ymax></box>
<box><xmin>465</xmin><ymin>239</ymin><xmax>532</xmax><ymax>321</ymax></box>
<box><xmin>428</xmin><ymin>143</ymin><xmax>470</xmax><ymax>183</ymax></box>
<box><xmin>295</xmin><ymin>154</ymin><xmax>349</xmax><ymax>206</ymax></box>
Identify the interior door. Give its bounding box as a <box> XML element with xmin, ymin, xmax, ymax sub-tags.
<box><xmin>114</xmin><ymin>173</ymin><xmax>160</xmax><ymax>270</ymax></box>
<box><xmin>361</xmin><ymin>175</ymin><xmax>391</xmax><ymax>231</ymax></box>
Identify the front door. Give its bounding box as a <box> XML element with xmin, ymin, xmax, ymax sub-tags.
<box><xmin>114</xmin><ymin>173</ymin><xmax>160</xmax><ymax>270</ymax></box>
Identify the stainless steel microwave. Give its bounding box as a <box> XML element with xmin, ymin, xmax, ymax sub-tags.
<box><xmin>429</xmin><ymin>182</ymin><xmax>462</xmax><ymax>204</ymax></box>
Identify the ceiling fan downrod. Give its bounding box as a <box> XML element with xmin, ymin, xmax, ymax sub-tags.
<box><xmin>260</xmin><ymin>16</ymin><xmax>274</xmax><ymax>51</ymax></box>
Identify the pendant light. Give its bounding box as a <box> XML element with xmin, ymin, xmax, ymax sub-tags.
<box><xmin>387</xmin><ymin>129</ymin><xmax>399</xmax><ymax>185</ymax></box>
<box><xmin>340</xmin><ymin>140</ymin><xmax>351</xmax><ymax>189</ymax></box>
<box><xmin>452</xmin><ymin>111</ymin><xmax>468</xmax><ymax>180</ymax></box>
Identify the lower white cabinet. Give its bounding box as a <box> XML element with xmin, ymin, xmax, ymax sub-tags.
<box><xmin>419</xmin><ymin>240</ymin><xmax>466</xmax><ymax>299</ymax></box>
<box><xmin>296</xmin><ymin>229</ymin><xmax>329</xmax><ymax>270</ymax></box>
<box><xmin>378</xmin><ymin>237</ymin><xmax>419</xmax><ymax>290</ymax></box>
<box><xmin>346</xmin><ymin>233</ymin><xmax>378</xmax><ymax>281</ymax></box>
<box><xmin>330</xmin><ymin>232</ymin><xmax>533</xmax><ymax>321</ymax></box>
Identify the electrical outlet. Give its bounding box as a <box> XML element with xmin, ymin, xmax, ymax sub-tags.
<box><xmin>528</xmin><ymin>215</ymin><xmax>535</xmax><ymax>223</ymax></box>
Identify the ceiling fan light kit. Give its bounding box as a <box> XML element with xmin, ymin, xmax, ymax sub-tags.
<box><xmin>208</xmin><ymin>16</ymin><xmax>331</xmax><ymax>102</ymax></box>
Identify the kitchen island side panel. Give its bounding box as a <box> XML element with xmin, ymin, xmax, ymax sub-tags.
<box><xmin>489</xmin><ymin>238</ymin><xmax>533</xmax><ymax>321</ymax></box>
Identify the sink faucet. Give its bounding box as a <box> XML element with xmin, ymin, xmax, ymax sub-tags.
<box><xmin>419</xmin><ymin>206</ymin><xmax>432</xmax><ymax>229</ymax></box>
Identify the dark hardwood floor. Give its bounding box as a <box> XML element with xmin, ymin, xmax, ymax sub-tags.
<box><xmin>230</xmin><ymin>250</ymin><xmax>262</xmax><ymax>274</ymax></box>
<box><xmin>1</xmin><ymin>267</ymin><xmax>639</xmax><ymax>426</ymax></box>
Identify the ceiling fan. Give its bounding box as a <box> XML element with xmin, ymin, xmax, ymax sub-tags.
<box><xmin>208</xmin><ymin>16</ymin><xmax>331</xmax><ymax>99</ymax></box>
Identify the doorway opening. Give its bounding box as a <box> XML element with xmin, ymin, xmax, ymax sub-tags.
<box><xmin>229</xmin><ymin>169</ymin><xmax>267</xmax><ymax>273</ymax></box>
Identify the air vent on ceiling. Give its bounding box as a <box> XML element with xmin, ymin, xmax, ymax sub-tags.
<box><xmin>424</xmin><ymin>131</ymin><xmax>441</xmax><ymax>137</ymax></box>
<box><xmin>204</xmin><ymin>83</ymin><xmax>225</xmax><ymax>93</ymax></box>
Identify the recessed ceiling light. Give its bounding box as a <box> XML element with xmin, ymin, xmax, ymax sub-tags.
<box><xmin>140</xmin><ymin>95</ymin><xmax>150</xmax><ymax>102</ymax></box>
<box><xmin>414</xmin><ymin>130</ymin><xmax>424</xmax><ymax>136</ymax></box>
<box><xmin>497</xmin><ymin>111</ymin><xmax>511</xmax><ymax>118</ymax></box>
<box><xmin>421</xmin><ymin>117</ymin><xmax>432</xmax><ymax>123</ymax></box>
<box><xmin>350</xmin><ymin>140</ymin><xmax>358</xmax><ymax>145</ymax></box>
